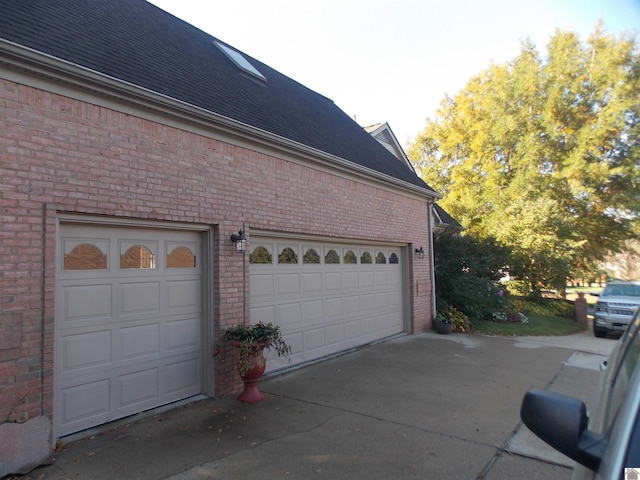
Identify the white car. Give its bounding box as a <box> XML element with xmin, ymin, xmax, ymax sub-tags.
<box><xmin>521</xmin><ymin>308</ymin><xmax>640</xmax><ymax>479</ymax></box>
<box><xmin>592</xmin><ymin>281</ymin><xmax>640</xmax><ymax>338</ymax></box>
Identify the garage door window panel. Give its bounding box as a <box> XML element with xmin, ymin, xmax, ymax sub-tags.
<box><xmin>344</xmin><ymin>250</ymin><xmax>357</xmax><ymax>264</ymax></box>
<box><xmin>278</xmin><ymin>247</ymin><xmax>298</xmax><ymax>264</ymax></box>
<box><xmin>120</xmin><ymin>242</ymin><xmax>157</xmax><ymax>269</ymax></box>
<box><xmin>166</xmin><ymin>245</ymin><xmax>196</xmax><ymax>268</ymax></box>
<box><xmin>250</xmin><ymin>246</ymin><xmax>273</xmax><ymax>265</ymax></box>
<box><xmin>324</xmin><ymin>249</ymin><xmax>340</xmax><ymax>264</ymax></box>
<box><xmin>64</xmin><ymin>242</ymin><xmax>108</xmax><ymax>271</ymax></box>
<box><xmin>303</xmin><ymin>248</ymin><xmax>320</xmax><ymax>264</ymax></box>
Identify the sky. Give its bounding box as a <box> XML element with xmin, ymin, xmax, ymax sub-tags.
<box><xmin>148</xmin><ymin>0</ymin><xmax>640</xmax><ymax>145</ymax></box>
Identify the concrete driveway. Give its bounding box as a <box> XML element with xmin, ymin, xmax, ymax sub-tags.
<box><xmin>27</xmin><ymin>329</ymin><xmax>617</xmax><ymax>480</ymax></box>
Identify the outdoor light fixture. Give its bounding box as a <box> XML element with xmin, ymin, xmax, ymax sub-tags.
<box><xmin>230</xmin><ymin>229</ymin><xmax>247</xmax><ymax>253</ymax></box>
<box><xmin>414</xmin><ymin>246</ymin><xmax>425</xmax><ymax>259</ymax></box>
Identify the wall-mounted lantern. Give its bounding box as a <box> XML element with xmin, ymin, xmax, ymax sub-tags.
<box><xmin>414</xmin><ymin>246</ymin><xmax>425</xmax><ymax>259</ymax></box>
<box><xmin>230</xmin><ymin>229</ymin><xmax>247</xmax><ymax>253</ymax></box>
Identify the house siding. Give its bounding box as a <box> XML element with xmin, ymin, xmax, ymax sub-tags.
<box><xmin>0</xmin><ymin>78</ymin><xmax>433</xmax><ymax>425</ymax></box>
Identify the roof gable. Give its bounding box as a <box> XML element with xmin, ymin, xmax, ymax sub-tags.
<box><xmin>364</xmin><ymin>122</ymin><xmax>413</xmax><ymax>169</ymax></box>
<box><xmin>0</xmin><ymin>0</ymin><xmax>434</xmax><ymax>193</ymax></box>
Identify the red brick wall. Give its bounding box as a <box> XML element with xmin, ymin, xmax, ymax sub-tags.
<box><xmin>0</xmin><ymin>79</ymin><xmax>433</xmax><ymax>423</ymax></box>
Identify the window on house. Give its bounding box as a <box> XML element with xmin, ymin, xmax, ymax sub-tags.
<box><xmin>214</xmin><ymin>41</ymin><xmax>266</xmax><ymax>82</ymax></box>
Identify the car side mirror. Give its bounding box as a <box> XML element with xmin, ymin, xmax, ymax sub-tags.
<box><xmin>520</xmin><ymin>389</ymin><xmax>606</xmax><ymax>471</ymax></box>
<box><xmin>589</xmin><ymin>292</ymin><xmax>600</xmax><ymax>297</ymax></box>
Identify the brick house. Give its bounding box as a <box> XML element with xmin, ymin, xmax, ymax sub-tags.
<box><xmin>0</xmin><ymin>0</ymin><xmax>438</xmax><ymax>443</ymax></box>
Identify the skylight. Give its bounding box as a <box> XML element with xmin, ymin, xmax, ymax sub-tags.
<box><xmin>214</xmin><ymin>41</ymin><xmax>266</xmax><ymax>82</ymax></box>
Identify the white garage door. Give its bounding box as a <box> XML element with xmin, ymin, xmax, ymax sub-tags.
<box><xmin>249</xmin><ymin>238</ymin><xmax>405</xmax><ymax>371</ymax></box>
<box><xmin>55</xmin><ymin>224</ymin><xmax>202</xmax><ymax>436</ymax></box>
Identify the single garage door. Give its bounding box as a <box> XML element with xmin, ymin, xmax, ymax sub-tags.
<box><xmin>249</xmin><ymin>237</ymin><xmax>405</xmax><ymax>371</ymax></box>
<box><xmin>55</xmin><ymin>224</ymin><xmax>202</xmax><ymax>436</ymax></box>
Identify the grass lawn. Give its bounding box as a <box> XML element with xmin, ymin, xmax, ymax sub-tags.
<box><xmin>471</xmin><ymin>297</ymin><xmax>587</xmax><ymax>336</ymax></box>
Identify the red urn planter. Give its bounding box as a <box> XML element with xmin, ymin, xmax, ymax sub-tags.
<box><xmin>235</xmin><ymin>341</ymin><xmax>268</xmax><ymax>403</ymax></box>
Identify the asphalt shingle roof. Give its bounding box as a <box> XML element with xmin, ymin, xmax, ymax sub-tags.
<box><xmin>0</xmin><ymin>0</ymin><xmax>434</xmax><ymax>192</ymax></box>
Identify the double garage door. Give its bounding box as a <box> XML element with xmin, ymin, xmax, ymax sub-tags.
<box><xmin>250</xmin><ymin>237</ymin><xmax>406</xmax><ymax>371</ymax></box>
<box><xmin>54</xmin><ymin>224</ymin><xmax>202</xmax><ymax>437</ymax></box>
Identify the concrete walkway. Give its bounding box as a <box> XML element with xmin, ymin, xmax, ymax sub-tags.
<box><xmin>22</xmin><ymin>329</ymin><xmax>618</xmax><ymax>480</ymax></box>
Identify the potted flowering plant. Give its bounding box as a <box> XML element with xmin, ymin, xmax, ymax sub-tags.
<box><xmin>219</xmin><ymin>322</ymin><xmax>291</xmax><ymax>403</ymax></box>
<box><xmin>433</xmin><ymin>311</ymin><xmax>454</xmax><ymax>334</ymax></box>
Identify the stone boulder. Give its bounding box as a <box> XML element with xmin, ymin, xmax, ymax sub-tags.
<box><xmin>0</xmin><ymin>416</ymin><xmax>54</xmax><ymax>477</ymax></box>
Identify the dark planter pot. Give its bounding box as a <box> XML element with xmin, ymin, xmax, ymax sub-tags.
<box><xmin>235</xmin><ymin>342</ymin><xmax>268</xmax><ymax>403</ymax></box>
<box><xmin>434</xmin><ymin>321</ymin><xmax>453</xmax><ymax>335</ymax></box>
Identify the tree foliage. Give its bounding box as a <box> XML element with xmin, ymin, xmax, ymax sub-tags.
<box><xmin>410</xmin><ymin>25</ymin><xmax>640</xmax><ymax>291</ymax></box>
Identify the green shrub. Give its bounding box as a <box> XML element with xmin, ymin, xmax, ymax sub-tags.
<box><xmin>433</xmin><ymin>227</ymin><xmax>511</xmax><ymax>321</ymax></box>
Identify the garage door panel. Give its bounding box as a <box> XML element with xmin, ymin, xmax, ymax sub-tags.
<box><xmin>375</xmin><ymin>292</ymin><xmax>390</xmax><ymax>309</ymax></box>
<box><xmin>62</xmin><ymin>330</ymin><xmax>111</xmax><ymax>372</ymax></box>
<box><xmin>119</xmin><ymin>368</ymin><xmax>159</xmax><ymax>407</ymax></box>
<box><xmin>362</xmin><ymin>316</ymin><xmax>379</xmax><ymax>334</ymax></box>
<box><xmin>345</xmin><ymin>320</ymin><xmax>362</xmax><ymax>339</ymax></box>
<box><xmin>250</xmin><ymin>305</ymin><xmax>276</xmax><ymax>325</ymax></box>
<box><xmin>344</xmin><ymin>295</ymin><xmax>360</xmax><ymax>314</ymax></box>
<box><xmin>302</xmin><ymin>299</ymin><xmax>324</xmax><ymax>323</ymax></box>
<box><xmin>389</xmin><ymin>291</ymin><xmax>402</xmax><ymax>307</ymax></box>
<box><xmin>302</xmin><ymin>272</ymin><xmax>322</xmax><ymax>293</ymax></box>
<box><xmin>64</xmin><ymin>284</ymin><xmax>112</xmax><ymax>322</ymax></box>
<box><xmin>323</xmin><ymin>272</ymin><xmax>342</xmax><ymax>290</ymax></box>
<box><xmin>60</xmin><ymin>379</ymin><xmax>110</xmax><ymax>425</ymax></box>
<box><xmin>375</xmin><ymin>270</ymin><xmax>389</xmax><ymax>286</ymax></box>
<box><xmin>359</xmin><ymin>271</ymin><xmax>375</xmax><ymax>288</ymax></box>
<box><xmin>360</xmin><ymin>293</ymin><xmax>376</xmax><ymax>311</ymax></box>
<box><xmin>251</xmin><ymin>274</ymin><xmax>275</xmax><ymax>297</ymax></box>
<box><xmin>278</xmin><ymin>273</ymin><xmax>300</xmax><ymax>295</ymax></box>
<box><xmin>166</xmin><ymin>317</ymin><xmax>200</xmax><ymax>351</ymax></box>
<box><xmin>342</xmin><ymin>271</ymin><xmax>358</xmax><ymax>289</ymax></box>
<box><xmin>326</xmin><ymin>323</ymin><xmax>345</xmax><ymax>345</ymax></box>
<box><xmin>121</xmin><ymin>282</ymin><xmax>160</xmax><ymax>315</ymax></box>
<box><xmin>166</xmin><ymin>358</ymin><xmax>199</xmax><ymax>395</ymax></box>
<box><xmin>305</xmin><ymin>327</ymin><xmax>327</xmax><ymax>351</ymax></box>
<box><xmin>282</xmin><ymin>332</ymin><xmax>304</xmax><ymax>356</ymax></box>
<box><xmin>275</xmin><ymin>303</ymin><xmax>301</xmax><ymax>327</ymax></box>
<box><xmin>55</xmin><ymin>225</ymin><xmax>202</xmax><ymax>437</ymax></box>
<box><xmin>120</xmin><ymin>324</ymin><xmax>159</xmax><ymax>359</ymax></box>
<box><xmin>167</xmin><ymin>279</ymin><xmax>200</xmax><ymax>309</ymax></box>
<box><xmin>324</xmin><ymin>297</ymin><xmax>343</xmax><ymax>317</ymax></box>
